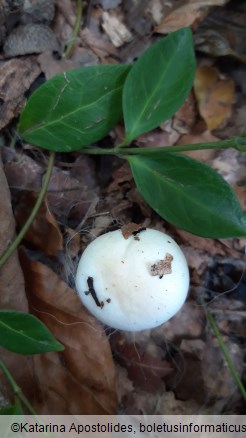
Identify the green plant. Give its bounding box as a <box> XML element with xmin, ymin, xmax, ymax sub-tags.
<box><xmin>0</xmin><ymin>310</ymin><xmax>63</xmax><ymax>414</ymax></box>
<box><xmin>0</xmin><ymin>27</ymin><xmax>246</xmax><ymax>409</ymax></box>
<box><xmin>18</xmin><ymin>28</ymin><xmax>246</xmax><ymax>238</ymax></box>
<box><xmin>0</xmin><ymin>310</ymin><xmax>63</xmax><ymax>355</ymax></box>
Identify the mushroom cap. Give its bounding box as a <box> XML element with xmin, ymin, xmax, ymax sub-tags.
<box><xmin>76</xmin><ymin>228</ymin><xmax>189</xmax><ymax>331</ymax></box>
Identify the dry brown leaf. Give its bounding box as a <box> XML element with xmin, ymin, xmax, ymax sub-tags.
<box><xmin>38</xmin><ymin>52</ymin><xmax>80</xmax><ymax>79</ymax></box>
<box><xmin>194</xmin><ymin>5</ymin><xmax>246</xmax><ymax>61</ymax></box>
<box><xmin>2</xmin><ymin>148</ymin><xmax>99</xmax><ymax>224</ymax></box>
<box><xmin>38</xmin><ymin>48</ymin><xmax>98</xmax><ymax>79</ymax></box>
<box><xmin>175</xmin><ymin>228</ymin><xmax>240</xmax><ymax>258</ymax></box>
<box><xmin>152</xmin><ymin>302</ymin><xmax>205</xmax><ymax>342</ymax></box>
<box><xmin>177</xmin><ymin>131</ymin><xmax>218</xmax><ymax>163</ymax></box>
<box><xmin>108</xmin><ymin>162</ymin><xmax>133</xmax><ymax>193</ymax></box>
<box><xmin>155</xmin><ymin>0</ymin><xmax>228</xmax><ymax>34</ymax></box>
<box><xmin>81</xmin><ymin>27</ymin><xmax>117</xmax><ymax>59</ymax></box>
<box><xmin>0</xmin><ymin>156</ymin><xmax>36</xmax><ymax>406</ymax></box>
<box><xmin>16</xmin><ymin>193</ymin><xmax>63</xmax><ymax>256</ymax></box>
<box><xmin>172</xmin><ymin>93</ymin><xmax>196</xmax><ymax>134</ymax></box>
<box><xmin>202</xmin><ymin>334</ymin><xmax>243</xmax><ymax>408</ymax></box>
<box><xmin>172</xmin><ymin>356</ymin><xmax>205</xmax><ymax>403</ymax></box>
<box><xmin>194</xmin><ymin>65</ymin><xmax>235</xmax><ymax>131</ymax></box>
<box><xmin>20</xmin><ymin>251</ymin><xmax>117</xmax><ymax>414</ymax></box>
<box><xmin>112</xmin><ymin>333</ymin><xmax>173</xmax><ymax>393</ymax></box>
<box><xmin>136</xmin><ymin>129</ymin><xmax>180</xmax><ymax>148</ymax></box>
<box><xmin>0</xmin><ymin>57</ymin><xmax>41</xmax><ymax>130</ymax></box>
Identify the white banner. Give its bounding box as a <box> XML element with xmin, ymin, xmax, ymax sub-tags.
<box><xmin>0</xmin><ymin>415</ymin><xmax>245</xmax><ymax>438</ymax></box>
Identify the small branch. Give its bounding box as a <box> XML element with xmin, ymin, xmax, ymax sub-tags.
<box><xmin>83</xmin><ymin>0</ymin><xmax>94</xmax><ymax>28</ymax></box>
<box><xmin>64</xmin><ymin>0</ymin><xmax>83</xmax><ymax>58</ymax></box>
<box><xmin>0</xmin><ymin>360</ymin><xmax>36</xmax><ymax>415</ymax></box>
<box><xmin>205</xmin><ymin>308</ymin><xmax>246</xmax><ymax>402</ymax></box>
<box><xmin>81</xmin><ymin>136</ymin><xmax>246</xmax><ymax>157</ymax></box>
<box><xmin>0</xmin><ymin>151</ymin><xmax>55</xmax><ymax>269</ymax></box>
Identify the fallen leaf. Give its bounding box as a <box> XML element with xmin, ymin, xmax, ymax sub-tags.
<box><xmin>20</xmin><ymin>251</ymin><xmax>117</xmax><ymax>414</ymax></box>
<box><xmin>38</xmin><ymin>52</ymin><xmax>81</xmax><ymax>79</ymax></box>
<box><xmin>108</xmin><ymin>162</ymin><xmax>133</xmax><ymax>193</ymax></box>
<box><xmin>172</xmin><ymin>356</ymin><xmax>206</xmax><ymax>403</ymax></box>
<box><xmin>122</xmin><ymin>0</ymin><xmax>153</xmax><ymax>37</ymax></box>
<box><xmin>15</xmin><ymin>193</ymin><xmax>63</xmax><ymax>256</ymax></box>
<box><xmin>172</xmin><ymin>93</ymin><xmax>196</xmax><ymax>134</ymax></box>
<box><xmin>177</xmin><ymin>131</ymin><xmax>218</xmax><ymax>163</ymax></box>
<box><xmin>0</xmin><ymin>57</ymin><xmax>41</xmax><ymax>130</ymax></box>
<box><xmin>2</xmin><ymin>148</ymin><xmax>99</xmax><ymax>224</ymax></box>
<box><xmin>202</xmin><ymin>334</ymin><xmax>244</xmax><ymax>408</ymax></box>
<box><xmin>194</xmin><ymin>5</ymin><xmax>246</xmax><ymax>61</ymax></box>
<box><xmin>38</xmin><ymin>46</ymin><xmax>98</xmax><ymax>79</ymax></box>
<box><xmin>155</xmin><ymin>0</ymin><xmax>229</xmax><ymax>34</ymax></box>
<box><xmin>0</xmin><ymin>156</ymin><xmax>36</xmax><ymax>407</ymax></box>
<box><xmin>152</xmin><ymin>302</ymin><xmax>206</xmax><ymax>342</ymax></box>
<box><xmin>112</xmin><ymin>333</ymin><xmax>173</xmax><ymax>392</ymax></box>
<box><xmin>102</xmin><ymin>11</ymin><xmax>133</xmax><ymax>47</ymax></box>
<box><xmin>194</xmin><ymin>65</ymin><xmax>235</xmax><ymax>130</ymax></box>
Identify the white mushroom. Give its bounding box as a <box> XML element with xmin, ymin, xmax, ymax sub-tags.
<box><xmin>76</xmin><ymin>224</ymin><xmax>189</xmax><ymax>331</ymax></box>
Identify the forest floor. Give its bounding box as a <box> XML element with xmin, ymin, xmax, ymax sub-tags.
<box><xmin>0</xmin><ymin>0</ymin><xmax>245</xmax><ymax>414</ymax></box>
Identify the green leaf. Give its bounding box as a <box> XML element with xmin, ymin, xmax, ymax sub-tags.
<box><xmin>0</xmin><ymin>310</ymin><xmax>64</xmax><ymax>355</ymax></box>
<box><xmin>0</xmin><ymin>401</ymin><xmax>24</xmax><ymax>415</ymax></box>
<box><xmin>123</xmin><ymin>28</ymin><xmax>196</xmax><ymax>143</ymax></box>
<box><xmin>128</xmin><ymin>152</ymin><xmax>246</xmax><ymax>238</ymax></box>
<box><xmin>18</xmin><ymin>65</ymin><xmax>130</xmax><ymax>152</ymax></box>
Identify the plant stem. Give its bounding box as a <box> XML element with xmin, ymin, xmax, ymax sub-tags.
<box><xmin>205</xmin><ymin>308</ymin><xmax>246</xmax><ymax>401</ymax></box>
<box><xmin>0</xmin><ymin>360</ymin><xmax>36</xmax><ymax>415</ymax></box>
<box><xmin>82</xmin><ymin>136</ymin><xmax>246</xmax><ymax>156</ymax></box>
<box><xmin>64</xmin><ymin>0</ymin><xmax>83</xmax><ymax>58</ymax></box>
<box><xmin>0</xmin><ymin>151</ymin><xmax>55</xmax><ymax>269</ymax></box>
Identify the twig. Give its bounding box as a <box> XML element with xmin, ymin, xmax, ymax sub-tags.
<box><xmin>0</xmin><ymin>360</ymin><xmax>36</xmax><ymax>415</ymax></box>
<box><xmin>205</xmin><ymin>307</ymin><xmax>246</xmax><ymax>401</ymax></box>
<box><xmin>0</xmin><ymin>151</ymin><xmax>55</xmax><ymax>269</ymax></box>
<box><xmin>64</xmin><ymin>0</ymin><xmax>83</xmax><ymax>58</ymax></box>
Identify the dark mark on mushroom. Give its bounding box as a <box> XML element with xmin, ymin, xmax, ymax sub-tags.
<box><xmin>132</xmin><ymin>227</ymin><xmax>146</xmax><ymax>236</ymax></box>
<box><xmin>121</xmin><ymin>223</ymin><xmax>146</xmax><ymax>239</ymax></box>
<box><xmin>151</xmin><ymin>253</ymin><xmax>173</xmax><ymax>277</ymax></box>
<box><xmin>85</xmin><ymin>276</ymin><xmax>104</xmax><ymax>308</ymax></box>
<box><xmin>106</xmin><ymin>298</ymin><xmax>111</xmax><ymax>303</ymax></box>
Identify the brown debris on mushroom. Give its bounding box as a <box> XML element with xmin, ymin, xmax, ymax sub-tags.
<box><xmin>150</xmin><ymin>253</ymin><xmax>173</xmax><ymax>277</ymax></box>
<box><xmin>121</xmin><ymin>223</ymin><xmax>145</xmax><ymax>239</ymax></box>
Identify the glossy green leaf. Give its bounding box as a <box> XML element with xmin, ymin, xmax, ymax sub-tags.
<box><xmin>18</xmin><ymin>65</ymin><xmax>130</xmax><ymax>152</ymax></box>
<box><xmin>123</xmin><ymin>28</ymin><xmax>196</xmax><ymax>143</ymax></box>
<box><xmin>128</xmin><ymin>152</ymin><xmax>246</xmax><ymax>238</ymax></box>
<box><xmin>0</xmin><ymin>310</ymin><xmax>64</xmax><ymax>354</ymax></box>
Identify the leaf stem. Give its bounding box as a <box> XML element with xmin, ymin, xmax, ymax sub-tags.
<box><xmin>82</xmin><ymin>136</ymin><xmax>246</xmax><ymax>156</ymax></box>
<box><xmin>205</xmin><ymin>307</ymin><xmax>246</xmax><ymax>401</ymax></box>
<box><xmin>0</xmin><ymin>151</ymin><xmax>55</xmax><ymax>269</ymax></box>
<box><xmin>0</xmin><ymin>360</ymin><xmax>36</xmax><ymax>415</ymax></box>
<box><xmin>64</xmin><ymin>0</ymin><xmax>83</xmax><ymax>58</ymax></box>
